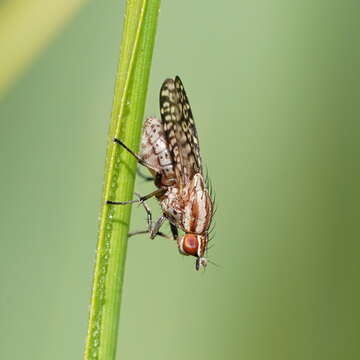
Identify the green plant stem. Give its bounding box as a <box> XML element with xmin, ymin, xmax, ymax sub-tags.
<box><xmin>84</xmin><ymin>0</ymin><xmax>161</xmax><ymax>359</ymax></box>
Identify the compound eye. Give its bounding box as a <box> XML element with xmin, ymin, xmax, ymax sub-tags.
<box><xmin>182</xmin><ymin>234</ymin><xmax>199</xmax><ymax>256</ymax></box>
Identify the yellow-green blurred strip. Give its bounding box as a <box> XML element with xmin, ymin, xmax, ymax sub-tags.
<box><xmin>84</xmin><ymin>0</ymin><xmax>161</xmax><ymax>359</ymax></box>
<box><xmin>0</xmin><ymin>0</ymin><xmax>87</xmax><ymax>98</ymax></box>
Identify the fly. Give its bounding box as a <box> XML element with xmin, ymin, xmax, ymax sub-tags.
<box><xmin>107</xmin><ymin>76</ymin><xmax>214</xmax><ymax>271</ymax></box>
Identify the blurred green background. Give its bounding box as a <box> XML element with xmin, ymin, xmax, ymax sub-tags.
<box><xmin>1</xmin><ymin>0</ymin><xmax>359</xmax><ymax>359</ymax></box>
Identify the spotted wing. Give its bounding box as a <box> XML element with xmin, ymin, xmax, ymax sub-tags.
<box><xmin>159</xmin><ymin>76</ymin><xmax>202</xmax><ymax>188</ymax></box>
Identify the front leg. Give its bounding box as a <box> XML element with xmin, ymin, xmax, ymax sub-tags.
<box><xmin>149</xmin><ymin>215</ymin><xmax>166</xmax><ymax>239</ymax></box>
<box><xmin>127</xmin><ymin>195</ymin><xmax>168</xmax><ymax>240</ymax></box>
<box><xmin>169</xmin><ymin>223</ymin><xmax>179</xmax><ymax>241</ymax></box>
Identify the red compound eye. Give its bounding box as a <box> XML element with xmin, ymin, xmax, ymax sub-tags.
<box><xmin>182</xmin><ymin>234</ymin><xmax>199</xmax><ymax>256</ymax></box>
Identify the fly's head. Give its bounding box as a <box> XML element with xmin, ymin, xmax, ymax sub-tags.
<box><xmin>178</xmin><ymin>233</ymin><xmax>208</xmax><ymax>271</ymax></box>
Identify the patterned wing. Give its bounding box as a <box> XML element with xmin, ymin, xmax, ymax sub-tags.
<box><xmin>159</xmin><ymin>76</ymin><xmax>202</xmax><ymax>188</ymax></box>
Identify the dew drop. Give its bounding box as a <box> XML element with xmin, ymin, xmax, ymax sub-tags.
<box><xmin>91</xmin><ymin>349</ymin><xmax>98</xmax><ymax>358</ymax></box>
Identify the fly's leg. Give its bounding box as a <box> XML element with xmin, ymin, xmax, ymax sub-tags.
<box><xmin>108</xmin><ymin>138</ymin><xmax>169</xmax><ymax>238</ymax></box>
<box><xmin>140</xmin><ymin>198</ymin><xmax>155</xmax><ymax>235</ymax></box>
<box><xmin>113</xmin><ymin>138</ymin><xmax>159</xmax><ymax>173</ymax></box>
<box><xmin>149</xmin><ymin>216</ymin><xmax>166</xmax><ymax>239</ymax></box>
<box><xmin>106</xmin><ymin>188</ymin><xmax>165</xmax><ymax>205</ymax></box>
<box><xmin>128</xmin><ymin>230</ymin><xmax>170</xmax><ymax>239</ymax></box>
<box><xmin>128</xmin><ymin>196</ymin><xmax>170</xmax><ymax>240</ymax></box>
<box><xmin>109</xmin><ymin>138</ymin><xmax>165</xmax><ymax>203</ymax></box>
<box><xmin>137</xmin><ymin>168</ymin><xmax>154</xmax><ymax>182</ymax></box>
<box><xmin>169</xmin><ymin>223</ymin><xmax>179</xmax><ymax>241</ymax></box>
<box><xmin>137</xmin><ymin>198</ymin><xmax>166</xmax><ymax>240</ymax></box>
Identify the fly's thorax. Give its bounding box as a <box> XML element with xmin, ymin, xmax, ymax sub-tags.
<box><xmin>140</xmin><ymin>117</ymin><xmax>176</xmax><ymax>186</ymax></box>
<box><xmin>181</xmin><ymin>173</ymin><xmax>213</xmax><ymax>234</ymax></box>
<box><xmin>161</xmin><ymin>173</ymin><xmax>213</xmax><ymax>234</ymax></box>
<box><xmin>178</xmin><ymin>233</ymin><xmax>208</xmax><ymax>271</ymax></box>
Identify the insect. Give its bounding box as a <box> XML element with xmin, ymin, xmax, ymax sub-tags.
<box><xmin>107</xmin><ymin>76</ymin><xmax>214</xmax><ymax>270</ymax></box>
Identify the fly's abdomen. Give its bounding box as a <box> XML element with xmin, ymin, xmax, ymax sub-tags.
<box><xmin>140</xmin><ymin>117</ymin><xmax>176</xmax><ymax>186</ymax></box>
